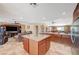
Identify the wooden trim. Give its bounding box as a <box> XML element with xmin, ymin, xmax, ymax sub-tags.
<box><xmin>73</xmin><ymin>3</ymin><xmax>79</xmax><ymax>22</ymax></box>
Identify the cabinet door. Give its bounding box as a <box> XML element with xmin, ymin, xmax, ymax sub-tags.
<box><xmin>38</xmin><ymin>40</ymin><xmax>47</xmax><ymax>55</ymax></box>
<box><xmin>50</xmin><ymin>34</ymin><xmax>61</xmax><ymax>41</ymax></box>
<box><xmin>61</xmin><ymin>35</ymin><xmax>72</xmax><ymax>45</ymax></box>
<box><xmin>46</xmin><ymin>39</ymin><xmax>50</xmax><ymax>52</ymax></box>
<box><xmin>38</xmin><ymin>39</ymin><xmax>50</xmax><ymax>55</ymax></box>
<box><xmin>23</xmin><ymin>38</ymin><xmax>29</xmax><ymax>53</ymax></box>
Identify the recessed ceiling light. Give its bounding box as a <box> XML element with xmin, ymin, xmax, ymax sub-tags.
<box><xmin>42</xmin><ymin>17</ymin><xmax>46</xmax><ymax>20</ymax></box>
<box><xmin>20</xmin><ymin>17</ymin><xmax>24</xmax><ymax>20</ymax></box>
<box><xmin>62</xmin><ymin>12</ymin><xmax>66</xmax><ymax>15</ymax></box>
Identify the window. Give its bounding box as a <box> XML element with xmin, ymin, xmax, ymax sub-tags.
<box><xmin>57</xmin><ymin>27</ymin><xmax>64</xmax><ymax>31</ymax></box>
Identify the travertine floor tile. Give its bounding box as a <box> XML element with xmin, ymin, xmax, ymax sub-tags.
<box><xmin>0</xmin><ymin>37</ymin><xmax>76</xmax><ymax>55</ymax></box>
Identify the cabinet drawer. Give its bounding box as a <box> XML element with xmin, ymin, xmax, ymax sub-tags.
<box><xmin>23</xmin><ymin>38</ymin><xmax>29</xmax><ymax>52</ymax></box>
<box><xmin>38</xmin><ymin>41</ymin><xmax>47</xmax><ymax>54</ymax></box>
<box><xmin>62</xmin><ymin>35</ymin><xmax>71</xmax><ymax>39</ymax></box>
<box><xmin>39</xmin><ymin>48</ymin><xmax>47</xmax><ymax>54</ymax></box>
<box><xmin>39</xmin><ymin>42</ymin><xmax>46</xmax><ymax>48</ymax></box>
<box><xmin>39</xmin><ymin>39</ymin><xmax>46</xmax><ymax>45</ymax></box>
<box><xmin>38</xmin><ymin>45</ymin><xmax>47</xmax><ymax>54</ymax></box>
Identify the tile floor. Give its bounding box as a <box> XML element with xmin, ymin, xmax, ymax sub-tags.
<box><xmin>0</xmin><ymin>37</ymin><xmax>78</xmax><ymax>55</ymax></box>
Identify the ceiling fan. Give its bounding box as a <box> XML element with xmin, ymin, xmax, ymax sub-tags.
<box><xmin>30</xmin><ymin>3</ymin><xmax>37</xmax><ymax>5</ymax></box>
<box><xmin>29</xmin><ymin>3</ymin><xmax>39</xmax><ymax>8</ymax></box>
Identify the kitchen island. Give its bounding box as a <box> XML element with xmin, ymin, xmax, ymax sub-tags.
<box><xmin>22</xmin><ymin>34</ymin><xmax>51</xmax><ymax>55</ymax></box>
<box><xmin>40</xmin><ymin>32</ymin><xmax>72</xmax><ymax>46</ymax></box>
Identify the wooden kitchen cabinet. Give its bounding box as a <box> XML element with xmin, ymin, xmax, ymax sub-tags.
<box><xmin>38</xmin><ymin>42</ymin><xmax>47</xmax><ymax>54</ymax></box>
<box><xmin>61</xmin><ymin>35</ymin><xmax>72</xmax><ymax>45</ymax></box>
<box><xmin>49</xmin><ymin>33</ymin><xmax>72</xmax><ymax>46</ymax></box>
<box><xmin>23</xmin><ymin>38</ymin><xmax>29</xmax><ymax>53</ymax></box>
<box><xmin>64</xmin><ymin>25</ymin><xmax>71</xmax><ymax>33</ymax></box>
<box><xmin>22</xmin><ymin>35</ymin><xmax>51</xmax><ymax>55</ymax></box>
<box><xmin>50</xmin><ymin>34</ymin><xmax>61</xmax><ymax>41</ymax></box>
<box><xmin>61</xmin><ymin>35</ymin><xmax>71</xmax><ymax>39</ymax></box>
<box><xmin>38</xmin><ymin>39</ymin><xmax>50</xmax><ymax>55</ymax></box>
<box><xmin>73</xmin><ymin>3</ymin><xmax>79</xmax><ymax>22</ymax></box>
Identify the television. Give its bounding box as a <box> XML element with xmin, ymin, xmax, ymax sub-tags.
<box><xmin>6</xmin><ymin>26</ymin><xmax>17</xmax><ymax>31</ymax></box>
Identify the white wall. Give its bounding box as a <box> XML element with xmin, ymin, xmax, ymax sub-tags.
<box><xmin>0</xmin><ymin>3</ymin><xmax>77</xmax><ymax>26</ymax></box>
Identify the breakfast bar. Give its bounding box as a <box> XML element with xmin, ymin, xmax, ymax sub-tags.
<box><xmin>22</xmin><ymin>34</ymin><xmax>51</xmax><ymax>55</ymax></box>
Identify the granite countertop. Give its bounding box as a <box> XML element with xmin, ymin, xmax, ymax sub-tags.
<box><xmin>22</xmin><ymin>34</ymin><xmax>51</xmax><ymax>41</ymax></box>
<box><xmin>22</xmin><ymin>32</ymin><xmax>79</xmax><ymax>41</ymax></box>
<box><xmin>40</xmin><ymin>32</ymin><xmax>72</xmax><ymax>36</ymax></box>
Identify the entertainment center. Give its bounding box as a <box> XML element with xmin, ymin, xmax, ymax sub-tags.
<box><xmin>0</xmin><ymin>23</ymin><xmax>21</xmax><ymax>45</ymax></box>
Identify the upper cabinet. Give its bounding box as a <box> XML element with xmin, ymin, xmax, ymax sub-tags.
<box><xmin>64</xmin><ymin>25</ymin><xmax>71</xmax><ymax>33</ymax></box>
<box><xmin>73</xmin><ymin>3</ymin><xmax>79</xmax><ymax>22</ymax></box>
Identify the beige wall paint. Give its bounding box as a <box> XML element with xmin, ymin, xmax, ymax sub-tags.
<box><xmin>20</xmin><ymin>23</ymin><xmax>47</xmax><ymax>34</ymax></box>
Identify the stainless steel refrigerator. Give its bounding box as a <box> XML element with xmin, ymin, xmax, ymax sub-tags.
<box><xmin>71</xmin><ymin>17</ymin><xmax>79</xmax><ymax>54</ymax></box>
<box><xmin>71</xmin><ymin>17</ymin><xmax>79</xmax><ymax>47</ymax></box>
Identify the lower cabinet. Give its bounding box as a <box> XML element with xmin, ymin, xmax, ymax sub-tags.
<box><xmin>50</xmin><ymin>34</ymin><xmax>61</xmax><ymax>41</ymax></box>
<box><xmin>23</xmin><ymin>38</ymin><xmax>29</xmax><ymax>53</ymax></box>
<box><xmin>38</xmin><ymin>39</ymin><xmax>50</xmax><ymax>55</ymax></box>
<box><xmin>23</xmin><ymin>37</ymin><xmax>50</xmax><ymax>55</ymax></box>
<box><xmin>61</xmin><ymin>35</ymin><xmax>72</xmax><ymax>45</ymax></box>
<box><xmin>49</xmin><ymin>34</ymin><xmax>72</xmax><ymax>46</ymax></box>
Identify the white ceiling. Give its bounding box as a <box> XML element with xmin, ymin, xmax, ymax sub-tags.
<box><xmin>0</xmin><ymin>3</ymin><xmax>77</xmax><ymax>25</ymax></box>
